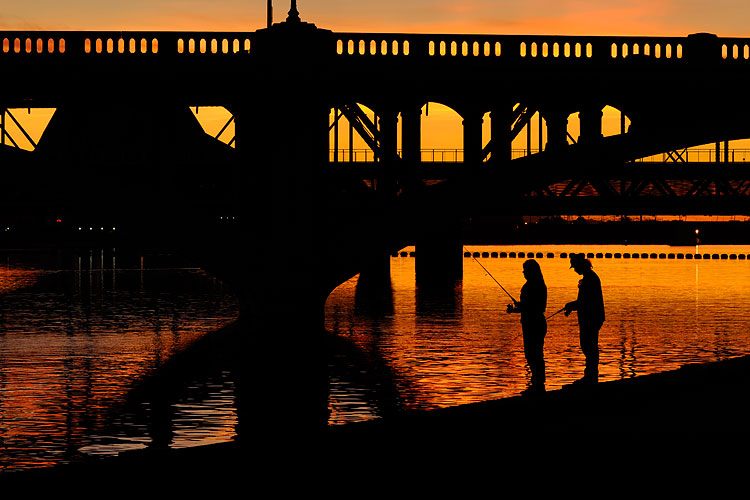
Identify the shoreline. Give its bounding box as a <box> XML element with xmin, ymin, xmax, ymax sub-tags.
<box><xmin>4</xmin><ymin>350</ymin><xmax>750</xmax><ymax>485</ymax></box>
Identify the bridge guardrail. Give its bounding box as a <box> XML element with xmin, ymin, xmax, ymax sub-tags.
<box><xmin>632</xmin><ymin>148</ymin><xmax>750</xmax><ymax>163</ymax></box>
<box><xmin>334</xmin><ymin>32</ymin><xmax>750</xmax><ymax>65</ymax></box>
<box><xmin>329</xmin><ymin>147</ymin><xmax>750</xmax><ymax>164</ymax></box>
<box><xmin>334</xmin><ymin>33</ymin><xmax>692</xmax><ymax>62</ymax></box>
<box><xmin>3</xmin><ymin>29</ymin><xmax>750</xmax><ymax>66</ymax></box>
<box><xmin>0</xmin><ymin>31</ymin><xmax>254</xmax><ymax>56</ymax></box>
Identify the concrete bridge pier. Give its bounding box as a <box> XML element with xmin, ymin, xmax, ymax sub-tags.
<box><xmin>401</xmin><ymin>105</ymin><xmax>422</xmax><ymax>164</ymax></box>
<box><xmin>579</xmin><ymin>106</ymin><xmax>604</xmax><ymax>145</ymax></box>
<box><xmin>415</xmin><ymin>218</ymin><xmax>463</xmax><ymax>287</ymax></box>
<box><xmin>358</xmin><ymin>251</ymin><xmax>392</xmax><ymax>287</ymax></box>
<box><xmin>544</xmin><ymin>109</ymin><xmax>569</xmax><ymax>151</ymax></box>
<box><xmin>227</xmin><ymin>20</ymin><xmax>337</xmax><ymax>440</ymax></box>
<box><xmin>463</xmin><ymin>109</ymin><xmax>485</xmax><ymax>166</ymax></box>
<box><xmin>378</xmin><ymin>107</ymin><xmax>400</xmax><ymax>192</ymax></box>
<box><xmin>489</xmin><ymin>105</ymin><xmax>514</xmax><ymax>164</ymax></box>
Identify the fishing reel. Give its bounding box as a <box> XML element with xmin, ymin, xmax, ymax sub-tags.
<box><xmin>506</xmin><ymin>303</ymin><xmax>516</xmax><ymax>314</ymax></box>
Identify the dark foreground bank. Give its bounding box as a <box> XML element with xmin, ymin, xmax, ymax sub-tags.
<box><xmin>3</xmin><ymin>349</ymin><xmax>750</xmax><ymax>489</ymax></box>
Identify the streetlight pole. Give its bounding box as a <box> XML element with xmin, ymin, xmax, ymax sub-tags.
<box><xmin>267</xmin><ymin>0</ymin><xmax>273</xmax><ymax>28</ymax></box>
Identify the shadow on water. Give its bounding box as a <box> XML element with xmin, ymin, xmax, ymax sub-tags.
<box><xmin>329</xmin><ymin>275</ymin><xmax>406</xmax><ymax>420</ymax></box>
<box><xmin>111</xmin><ymin>317</ymin><xmax>354</xmax><ymax>450</ymax></box>
<box><xmin>103</xmin><ymin>320</ymin><xmax>246</xmax><ymax>451</ymax></box>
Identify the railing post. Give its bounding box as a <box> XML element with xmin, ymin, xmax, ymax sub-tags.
<box><xmin>332</xmin><ymin>108</ymin><xmax>339</xmax><ymax>162</ymax></box>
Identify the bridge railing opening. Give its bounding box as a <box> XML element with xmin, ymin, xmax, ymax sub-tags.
<box><xmin>0</xmin><ymin>32</ymin><xmax>254</xmax><ymax>56</ymax></box>
<box><xmin>4</xmin><ymin>29</ymin><xmax>750</xmax><ymax>66</ymax></box>
<box><xmin>721</xmin><ymin>39</ymin><xmax>750</xmax><ymax>60</ymax></box>
<box><xmin>333</xmin><ymin>33</ymin><xmax>694</xmax><ymax>63</ymax></box>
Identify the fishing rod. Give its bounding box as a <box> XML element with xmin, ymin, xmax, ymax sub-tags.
<box><xmin>546</xmin><ymin>306</ymin><xmax>566</xmax><ymax>320</ymax></box>
<box><xmin>463</xmin><ymin>247</ymin><xmax>517</xmax><ymax>304</ymax></box>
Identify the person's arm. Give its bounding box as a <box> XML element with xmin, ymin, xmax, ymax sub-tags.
<box><xmin>564</xmin><ymin>299</ymin><xmax>578</xmax><ymax>316</ymax></box>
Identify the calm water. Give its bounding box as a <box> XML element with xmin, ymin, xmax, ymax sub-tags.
<box><xmin>0</xmin><ymin>249</ymin><xmax>240</xmax><ymax>473</ymax></box>
<box><xmin>4</xmin><ymin>243</ymin><xmax>750</xmax><ymax>473</ymax></box>
<box><xmin>325</xmin><ymin>244</ymin><xmax>750</xmax><ymax>425</ymax></box>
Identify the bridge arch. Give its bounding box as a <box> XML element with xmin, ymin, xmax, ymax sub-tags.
<box><xmin>602</xmin><ymin>105</ymin><xmax>631</xmax><ymax>137</ymax></box>
<box><xmin>565</xmin><ymin>104</ymin><xmax>631</xmax><ymax>145</ymax></box>
<box><xmin>421</xmin><ymin>102</ymin><xmax>465</xmax><ymax>162</ymax></box>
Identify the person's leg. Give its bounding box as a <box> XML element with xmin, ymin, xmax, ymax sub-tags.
<box><xmin>580</xmin><ymin>326</ymin><xmax>599</xmax><ymax>383</ymax></box>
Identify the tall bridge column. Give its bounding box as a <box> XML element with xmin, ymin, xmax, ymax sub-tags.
<box><xmin>401</xmin><ymin>105</ymin><xmax>422</xmax><ymax>164</ymax></box>
<box><xmin>230</xmin><ymin>19</ymin><xmax>336</xmax><ymax>441</ymax></box>
<box><xmin>489</xmin><ymin>105</ymin><xmax>513</xmax><ymax>164</ymax></box>
<box><xmin>544</xmin><ymin>109</ymin><xmax>569</xmax><ymax>151</ymax></box>
<box><xmin>379</xmin><ymin>108</ymin><xmax>399</xmax><ymax>192</ymax></box>
<box><xmin>379</xmin><ymin>108</ymin><xmax>399</xmax><ymax>161</ymax></box>
<box><xmin>463</xmin><ymin>109</ymin><xmax>484</xmax><ymax>165</ymax></box>
<box><xmin>579</xmin><ymin>106</ymin><xmax>603</xmax><ymax>145</ymax></box>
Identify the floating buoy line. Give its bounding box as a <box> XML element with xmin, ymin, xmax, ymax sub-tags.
<box><xmin>392</xmin><ymin>250</ymin><xmax>750</xmax><ymax>261</ymax></box>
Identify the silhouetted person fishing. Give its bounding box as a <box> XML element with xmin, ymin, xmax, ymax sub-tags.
<box><xmin>507</xmin><ymin>259</ymin><xmax>547</xmax><ymax>395</ymax></box>
<box><xmin>564</xmin><ymin>253</ymin><xmax>605</xmax><ymax>385</ymax></box>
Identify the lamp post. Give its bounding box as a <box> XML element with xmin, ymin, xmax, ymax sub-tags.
<box><xmin>267</xmin><ymin>0</ymin><xmax>273</xmax><ymax>28</ymax></box>
<box><xmin>287</xmin><ymin>0</ymin><xmax>301</xmax><ymax>23</ymax></box>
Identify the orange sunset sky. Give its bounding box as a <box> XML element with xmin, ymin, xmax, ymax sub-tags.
<box><xmin>2</xmin><ymin>1</ymin><xmax>750</xmax><ymax>37</ymax></box>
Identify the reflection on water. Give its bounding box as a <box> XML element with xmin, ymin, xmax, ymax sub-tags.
<box><xmin>6</xmin><ymin>243</ymin><xmax>750</xmax><ymax>471</ymax></box>
<box><xmin>0</xmin><ymin>249</ymin><xmax>240</xmax><ymax>472</ymax></box>
<box><xmin>325</xmin><ymin>244</ymin><xmax>750</xmax><ymax>425</ymax></box>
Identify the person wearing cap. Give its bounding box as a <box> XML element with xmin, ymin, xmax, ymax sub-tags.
<box><xmin>507</xmin><ymin>259</ymin><xmax>548</xmax><ymax>395</ymax></box>
<box><xmin>564</xmin><ymin>253</ymin><xmax>605</xmax><ymax>384</ymax></box>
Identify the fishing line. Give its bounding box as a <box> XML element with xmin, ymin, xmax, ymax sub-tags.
<box><xmin>463</xmin><ymin>246</ymin><xmax>517</xmax><ymax>303</ymax></box>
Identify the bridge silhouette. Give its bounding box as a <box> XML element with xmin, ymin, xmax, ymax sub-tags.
<box><xmin>3</xmin><ymin>6</ymin><xmax>750</xmax><ymax>435</ymax></box>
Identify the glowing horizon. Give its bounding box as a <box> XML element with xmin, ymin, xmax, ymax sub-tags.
<box><xmin>2</xmin><ymin>1</ymin><xmax>750</xmax><ymax>38</ymax></box>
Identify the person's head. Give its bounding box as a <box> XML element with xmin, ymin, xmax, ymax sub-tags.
<box><xmin>569</xmin><ymin>253</ymin><xmax>593</xmax><ymax>274</ymax></box>
<box><xmin>522</xmin><ymin>259</ymin><xmax>544</xmax><ymax>282</ymax></box>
